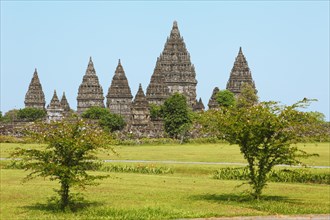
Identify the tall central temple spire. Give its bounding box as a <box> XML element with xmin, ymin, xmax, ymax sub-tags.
<box><xmin>146</xmin><ymin>21</ymin><xmax>197</xmax><ymax>106</ymax></box>
<box><xmin>77</xmin><ymin>57</ymin><xmax>104</xmax><ymax>114</ymax></box>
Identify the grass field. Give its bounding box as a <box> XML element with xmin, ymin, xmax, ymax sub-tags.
<box><xmin>1</xmin><ymin>142</ymin><xmax>329</xmax><ymax>166</ymax></box>
<box><xmin>1</xmin><ymin>142</ymin><xmax>329</xmax><ymax>219</ymax></box>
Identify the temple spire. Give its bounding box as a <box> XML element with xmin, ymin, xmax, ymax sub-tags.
<box><xmin>130</xmin><ymin>83</ymin><xmax>151</xmax><ymax>129</ymax></box>
<box><xmin>226</xmin><ymin>47</ymin><xmax>256</xmax><ymax>95</ymax></box>
<box><xmin>146</xmin><ymin>21</ymin><xmax>197</xmax><ymax>107</ymax></box>
<box><xmin>106</xmin><ymin>60</ymin><xmax>133</xmax><ymax>121</ymax></box>
<box><xmin>85</xmin><ymin>56</ymin><xmax>96</xmax><ymax>75</ymax></box>
<box><xmin>208</xmin><ymin>87</ymin><xmax>220</xmax><ymax>109</ymax></box>
<box><xmin>60</xmin><ymin>92</ymin><xmax>71</xmax><ymax>112</ymax></box>
<box><xmin>24</xmin><ymin>68</ymin><xmax>46</xmax><ymax>109</ymax></box>
<box><xmin>77</xmin><ymin>57</ymin><xmax>105</xmax><ymax>114</ymax></box>
<box><xmin>47</xmin><ymin>90</ymin><xmax>63</xmax><ymax>121</ymax></box>
<box><xmin>170</xmin><ymin>20</ymin><xmax>181</xmax><ymax>38</ymax></box>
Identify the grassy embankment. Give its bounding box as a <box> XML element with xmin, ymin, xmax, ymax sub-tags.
<box><xmin>0</xmin><ymin>142</ymin><xmax>329</xmax><ymax>219</ymax></box>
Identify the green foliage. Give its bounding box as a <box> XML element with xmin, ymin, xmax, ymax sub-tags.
<box><xmin>17</xmin><ymin>107</ymin><xmax>46</xmax><ymax>122</ymax></box>
<box><xmin>81</xmin><ymin>106</ymin><xmax>110</xmax><ymax>119</ymax></box>
<box><xmin>82</xmin><ymin>106</ymin><xmax>125</xmax><ymax>132</ymax></box>
<box><xmin>201</xmin><ymin>99</ymin><xmax>319</xmax><ymax>199</ymax></box>
<box><xmin>213</xmin><ymin>167</ymin><xmax>330</xmax><ymax>184</ymax></box>
<box><xmin>162</xmin><ymin>93</ymin><xmax>192</xmax><ymax>140</ymax></box>
<box><xmin>237</xmin><ymin>83</ymin><xmax>258</xmax><ymax>108</ymax></box>
<box><xmin>101</xmin><ymin>164</ymin><xmax>173</xmax><ymax>175</ymax></box>
<box><xmin>1</xmin><ymin>109</ymin><xmax>19</xmax><ymax>123</ymax></box>
<box><xmin>99</xmin><ymin>113</ymin><xmax>126</xmax><ymax>132</ymax></box>
<box><xmin>10</xmin><ymin>119</ymin><xmax>115</xmax><ymax>210</ymax></box>
<box><xmin>149</xmin><ymin>104</ymin><xmax>163</xmax><ymax>120</ymax></box>
<box><xmin>216</xmin><ymin>90</ymin><xmax>236</xmax><ymax>108</ymax></box>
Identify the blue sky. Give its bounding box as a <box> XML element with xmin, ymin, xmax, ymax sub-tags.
<box><xmin>1</xmin><ymin>1</ymin><xmax>329</xmax><ymax>120</ymax></box>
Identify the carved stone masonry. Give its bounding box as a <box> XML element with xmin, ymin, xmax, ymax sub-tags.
<box><xmin>208</xmin><ymin>87</ymin><xmax>220</xmax><ymax>110</ymax></box>
<box><xmin>47</xmin><ymin>90</ymin><xmax>63</xmax><ymax>121</ymax></box>
<box><xmin>106</xmin><ymin>59</ymin><xmax>133</xmax><ymax>121</ymax></box>
<box><xmin>146</xmin><ymin>21</ymin><xmax>197</xmax><ymax>107</ymax></box>
<box><xmin>77</xmin><ymin>57</ymin><xmax>105</xmax><ymax>114</ymax></box>
<box><xmin>226</xmin><ymin>47</ymin><xmax>256</xmax><ymax>95</ymax></box>
<box><xmin>193</xmin><ymin>98</ymin><xmax>205</xmax><ymax>112</ymax></box>
<box><xmin>24</xmin><ymin>68</ymin><xmax>46</xmax><ymax>109</ymax></box>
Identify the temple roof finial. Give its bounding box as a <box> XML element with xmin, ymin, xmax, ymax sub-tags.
<box><xmin>173</xmin><ymin>20</ymin><xmax>178</xmax><ymax>28</ymax></box>
<box><xmin>239</xmin><ymin>47</ymin><xmax>243</xmax><ymax>54</ymax></box>
<box><xmin>118</xmin><ymin>59</ymin><xmax>121</xmax><ymax>65</ymax></box>
<box><xmin>170</xmin><ymin>20</ymin><xmax>180</xmax><ymax>38</ymax></box>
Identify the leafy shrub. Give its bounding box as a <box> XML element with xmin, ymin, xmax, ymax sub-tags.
<box><xmin>17</xmin><ymin>108</ymin><xmax>46</xmax><ymax>121</ymax></box>
<box><xmin>216</xmin><ymin>89</ymin><xmax>236</xmax><ymax>108</ymax></box>
<box><xmin>99</xmin><ymin>114</ymin><xmax>126</xmax><ymax>132</ymax></box>
<box><xmin>213</xmin><ymin>167</ymin><xmax>330</xmax><ymax>184</ymax></box>
<box><xmin>82</xmin><ymin>107</ymin><xmax>125</xmax><ymax>132</ymax></box>
<box><xmin>0</xmin><ymin>109</ymin><xmax>19</xmax><ymax>123</ymax></box>
<box><xmin>149</xmin><ymin>104</ymin><xmax>163</xmax><ymax>120</ymax></box>
<box><xmin>81</xmin><ymin>106</ymin><xmax>110</xmax><ymax>119</ymax></box>
<box><xmin>101</xmin><ymin>164</ymin><xmax>173</xmax><ymax>175</ymax></box>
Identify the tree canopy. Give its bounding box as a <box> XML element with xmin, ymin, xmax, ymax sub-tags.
<box><xmin>162</xmin><ymin>93</ymin><xmax>192</xmax><ymax>140</ymax></box>
<box><xmin>11</xmin><ymin>118</ymin><xmax>115</xmax><ymax>210</ymax></box>
<box><xmin>201</xmin><ymin>99</ymin><xmax>318</xmax><ymax>199</ymax></box>
<box><xmin>81</xmin><ymin>106</ymin><xmax>125</xmax><ymax>132</ymax></box>
<box><xmin>216</xmin><ymin>89</ymin><xmax>236</xmax><ymax>108</ymax></box>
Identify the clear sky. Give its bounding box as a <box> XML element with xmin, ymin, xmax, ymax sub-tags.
<box><xmin>1</xmin><ymin>1</ymin><xmax>329</xmax><ymax>120</ymax></box>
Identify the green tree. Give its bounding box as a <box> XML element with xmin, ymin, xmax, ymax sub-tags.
<box><xmin>82</xmin><ymin>106</ymin><xmax>125</xmax><ymax>132</ymax></box>
<box><xmin>81</xmin><ymin>106</ymin><xmax>110</xmax><ymax>119</ymax></box>
<box><xmin>11</xmin><ymin>118</ymin><xmax>114</xmax><ymax>210</ymax></box>
<box><xmin>149</xmin><ymin>104</ymin><xmax>163</xmax><ymax>120</ymax></box>
<box><xmin>17</xmin><ymin>107</ymin><xmax>46</xmax><ymax>121</ymax></box>
<box><xmin>216</xmin><ymin>90</ymin><xmax>236</xmax><ymax>108</ymax></box>
<box><xmin>201</xmin><ymin>100</ymin><xmax>317</xmax><ymax>199</ymax></box>
<box><xmin>1</xmin><ymin>109</ymin><xmax>19</xmax><ymax>123</ymax></box>
<box><xmin>162</xmin><ymin>93</ymin><xmax>192</xmax><ymax>140</ymax></box>
<box><xmin>237</xmin><ymin>83</ymin><xmax>258</xmax><ymax>108</ymax></box>
<box><xmin>99</xmin><ymin>113</ymin><xmax>126</xmax><ymax>132</ymax></box>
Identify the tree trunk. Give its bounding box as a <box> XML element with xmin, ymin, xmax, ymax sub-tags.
<box><xmin>60</xmin><ymin>181</ymin><xmax>70</xmax><ymax>210</ymax></box>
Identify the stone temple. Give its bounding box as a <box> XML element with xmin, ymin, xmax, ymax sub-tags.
<box><xmin>24</xmin><ymin>21</ymin><xmax>257</xmax><ymax>134</ymax></box>
<box><xmin>77</xmin><ymin>57</ymin><xmax>105</xmax><ymax>114</ymax></box>
<box><xmin>106</xmin><ymin>59</ymin><xmax>133</xmax><ymax>122</ymax></box>
<box><xmin>24</xmin><ymin>68</ymin><xmax>46</xmax><ymax>109</ymax></box>
<box><xmin>146</xmin><ymin>21</ymin><xmax>197</xmax><ymax>107</ymax></box>
<box><xmin>226</xmin><ymin>47</ymin><xmax>256</xmax><ymax>95</ymax></box>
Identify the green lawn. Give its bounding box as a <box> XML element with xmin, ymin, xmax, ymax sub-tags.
<box><xmin>1</xmin><ymin>142</ymin><xmax>329</xmax><ymax>219</ymax></box>
<box><xmin>1</xmin><ymin>169</ymin><xmax>329</xmax><ymax>220</ymax></box>
<box><xmin>1</xmin><ymin>142</ymin><xmax>329</xmax><ymax>166</ymax></box>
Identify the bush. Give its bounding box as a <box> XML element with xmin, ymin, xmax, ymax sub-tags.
<box><xmin>213</xmin><ymin>167</ymin><xmax>330</xmax><ymax>184</ymax></box>
<box><xmin>99</xmin><ymin>113</ymin><xmax>126</xmax><ymax>132</ymax></box>
<box><xmin>81</xmin><ymin>106</ymin><xmax>110</xmax><ymax>119</ymax></box>
<box><xmin>149</xmin><ymin>104</ymin><xmax>163</xmax><ymax>120</ymax></box>
<box><xmin>101</xmin><ymin>164</ymin><xmax>173</xmax><ymax>175</ymax></box>
<box><xmin>17</xmin><ymin>108</ymin><xmax>46</xmax><ymax>122</ymax></box>
<box><xmin>1</xmin><ymin>109</ymin><xmax>19</xmax><ymax>123</ymax></box>
<box><xmin>82</xmin><ymin>107</ymin><xmax>125</xmax><ymax>132</ymax></box>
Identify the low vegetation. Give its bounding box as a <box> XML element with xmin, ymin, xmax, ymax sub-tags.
<box><xmin>213</xmin><ymin>167</ymin><xmax>330</xmax><ymax>184</ymax></box>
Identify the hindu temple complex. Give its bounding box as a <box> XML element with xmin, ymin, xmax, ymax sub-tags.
<box><xmin>23</xmin><ymin>21</ymin><xmax>257</xmax><ymax>135</ymax></box>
